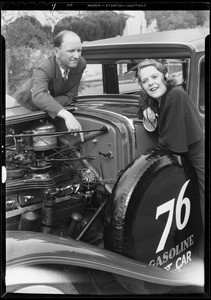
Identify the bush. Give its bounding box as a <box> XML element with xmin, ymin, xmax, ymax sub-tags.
<box><xmin>53</xmin><ymin>12</ymin><xmax>127</xmax><ymax>41</ymax></box>
<box><xmin>6</xmin><ymin>45</ymin><xmax>51</xmax><ymax>95</ymax></box>
<box><xmin>4</xmin><ymin>16</ymin><xmax>49</xmax><ymax>49</ymax></box>
<box><xmin>145</xmin><ymin>10</ymin><xmax>209</xmax><ymax>31</ymax></box>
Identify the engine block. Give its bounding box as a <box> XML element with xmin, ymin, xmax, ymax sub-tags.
<box><xmin>5</xmin><ymin>122</ymin><xmax>106</xmax><ymax>244</ymax></box>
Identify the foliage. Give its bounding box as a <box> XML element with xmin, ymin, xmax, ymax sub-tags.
<box><xmin>3</xmin><ymin>16</ymin><xmax>52</xmax><ymax>94</ymax></box>
<box><xmin>53</xmin><ymin>11</ymin><xmax>127</xmax><ymax>41</ymax></box>
<box><xmin>3</xmin><ymin>16</ymin><xmax>49</xmax><ymax>49</ymax></box>
<box><xmin>6</xmin><ymin>45</ymin><xmax>51</xmax><ymax>95</ymax></box>
<box><xmin>53</xmin><ymin>16</ymin><xmax>80</xmax><ymax>38</ymax></box>
<box><xmin>42</xmin><ymin>25</ymin><xmax>54</xmax><ymax>44</ymax></box>
<box><xmin>145</xmin><ymin>11</ymin><xmax>209</xmax><ymax>31</ymax></box>
<box><xmin>191</xmin><ymin>11</ymin><xmax>210</xmax><ymax>27</ymax></box>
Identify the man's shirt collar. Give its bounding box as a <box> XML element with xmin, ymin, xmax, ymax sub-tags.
<box><xmin>60</xmin><ymin>67</ymin><xmax>69</xmax><ymax>79</ymax></box>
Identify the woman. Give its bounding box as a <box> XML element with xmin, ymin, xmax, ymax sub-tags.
<box><xmin>138</xmin><ymin>59</ymin><xmax>205</xmax><ymax>229</ymax></box>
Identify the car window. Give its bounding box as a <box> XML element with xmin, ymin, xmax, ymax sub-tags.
<box><xmin>80</xmin><ymin>59</ymin><xmax>190</xmax><ymax>96</ymax></box>
<box><xmin>166</xmin><ymin>59</ymin><xmax>189</xmax><ymax>88</ymax></box>
<box><xmin>79</xmin><ymin>64</ymin><xmax>103</xmax><ymax>95</ymax></box>
<box><xmin>118</xmin><ymin>63</ymin><xmax>139</xmax><ymax>94</ymax></box>
<box><xmin>198</xmin><ymin>57</ymin><xmax>205</xmax><ymax>114</ymax></box>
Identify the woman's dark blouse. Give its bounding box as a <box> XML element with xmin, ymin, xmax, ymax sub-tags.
<box><xmin>138</xmin><ymin>86</ymin><xmax>204</xmax><ymax>155</ymax></box>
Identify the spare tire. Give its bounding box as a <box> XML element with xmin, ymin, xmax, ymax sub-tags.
<box><xmin>104</xmin><ymin>151</ymin><xmax>203</xmax><ymax>272</ymax></box>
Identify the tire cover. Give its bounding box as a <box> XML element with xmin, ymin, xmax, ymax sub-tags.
<box><xmin>104</xmin><ymin>151</ymin><xmax>203</xmax><ymax>272</ymax></box>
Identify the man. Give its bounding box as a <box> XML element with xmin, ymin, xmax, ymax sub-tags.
<box><xmin>31</xmin><ymin>30</ymin><xmax>86</xmax><ymax>142</ymax></box>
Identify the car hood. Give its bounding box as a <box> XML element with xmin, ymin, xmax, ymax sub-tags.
<box><xmin>6</xmin><ymin>94</ymin><xmax>141</xmax><ymax>125</ymax></box>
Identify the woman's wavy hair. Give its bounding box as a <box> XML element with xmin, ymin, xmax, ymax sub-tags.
<box><xmin>137</xmin><ymin>59</ymin><xmax>177</xmax><ymax>88</ymax></box>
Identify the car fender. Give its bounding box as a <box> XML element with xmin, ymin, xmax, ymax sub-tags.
<box><xmin>6</xmin><ymin>230</ymin><xmax>203</xmax><ymax>288</ymax></box>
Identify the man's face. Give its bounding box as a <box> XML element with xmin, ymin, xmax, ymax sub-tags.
<box><xmin>55</xmin><ymin>34</ymin><xmax>82</xmax><ymax>69</ymax></box>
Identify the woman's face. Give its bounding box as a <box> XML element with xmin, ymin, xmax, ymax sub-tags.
<box><xmin>139</xmin><ymin>65</ymin><xmax>167</xmax><ymax>100</ymax></box>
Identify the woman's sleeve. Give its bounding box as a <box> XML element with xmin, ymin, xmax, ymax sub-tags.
<box><xmin>158</xmin><ymin>87</ymin><xmax>203</xmax><ymax>153</ymax></box>
<box><xmin>138</xmin><ymin>90</ymin><xmax>149</xmax><ymax>112</ymax></box>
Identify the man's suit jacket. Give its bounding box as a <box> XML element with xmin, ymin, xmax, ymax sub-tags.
<box><xmin>31</xmin><ymin>54</ymin><xmax>86</xmax><ymax>119</ymax></box>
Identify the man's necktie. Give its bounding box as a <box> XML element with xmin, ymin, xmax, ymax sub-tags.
<box><xmin>63</xmin><ymin>70</ymin><xmax>69</xmax><ymax>83</ymax></box>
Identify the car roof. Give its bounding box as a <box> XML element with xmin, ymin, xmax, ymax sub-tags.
<box><xmin>83</xmin><ymin>28</ymin><xmax>209</xmax><ymax>53</ymax></box>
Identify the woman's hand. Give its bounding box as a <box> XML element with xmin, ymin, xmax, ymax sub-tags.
<box><xmin>57</xmin><ymin>109</ymin><xmax>84</xmax><ymax>142</ymax></box>
<box><xmin>143</xmin><ymin>107</ymin><xmax>156</xmax><ymax>123</ymax></box>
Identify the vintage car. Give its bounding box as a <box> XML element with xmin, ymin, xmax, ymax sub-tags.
<box><xmin>4</xmin><ymin>27</ymin><xmax>209</xmax><ymax>295</ymax></box>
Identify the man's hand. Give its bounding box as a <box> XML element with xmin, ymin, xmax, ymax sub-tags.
<box><xmin>57</xmin><ymin>109</ymin><xmax>84</xmax><ymax>142</ymax></box>
<box><xmin>143</xmin><ymin>107</ymin><xmax>156</xmax><ymax>123</ymax></box>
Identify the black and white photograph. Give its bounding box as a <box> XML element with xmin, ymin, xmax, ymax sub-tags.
<box><xmin>1</xmin><ymin>2</ymin><xmax>210</xmax><ymax>297</ymax></box>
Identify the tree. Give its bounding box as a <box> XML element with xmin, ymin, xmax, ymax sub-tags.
<box><xmin>191</xmin><ymin>11</ymin><xmax>210</xmax><ymax>27</ymax></box>
<box><xmin>3</xmin><ymin>16</ymin><xmax>52</xmax><ymax>94</ymax></box>
<box><xmin>53</xmin><ymin>11</ymin><xmax>127</xmax><ymax>41</ymax></box>
<box><xmin>41</xmin><ymin>25</ymin><xmax>53</xmax><ymax>45</ymax></box>
<box><xmin>6</xmin><ymin>45</ymin><xmax>50</xmax><ymax>95</ymax></box>
<box><xmin>145</xmin><ymin>10</ymin><xmax>209</xmax><ymax>31</ymax></box>
<box><xmin>3</xmin><ymin>16</ymin><xmax>49</xmax><ymax>49</ymax></box>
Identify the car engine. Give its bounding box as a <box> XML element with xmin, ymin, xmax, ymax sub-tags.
<box><xmin>5</xmin><ymin>119</ymin><xmax>110</xmax><ymax>246</ymax></box>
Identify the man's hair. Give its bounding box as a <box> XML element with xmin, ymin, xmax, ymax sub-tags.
<box><xmin>53</xmin><ymin>30</ymin><xmax>80</xmax><ymax>48</ymax></box>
